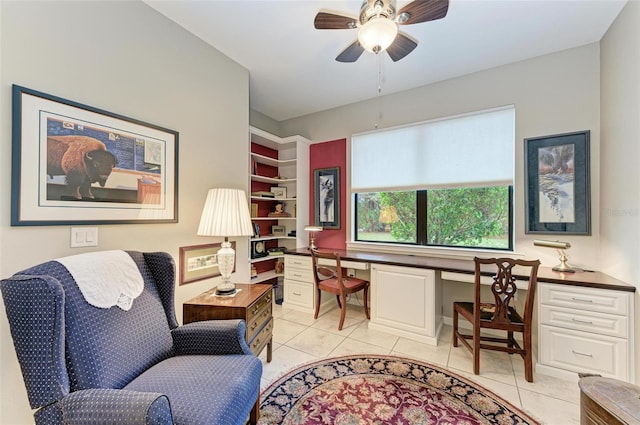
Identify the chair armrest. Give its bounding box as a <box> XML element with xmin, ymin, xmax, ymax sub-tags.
<box><xmin>60</xmin><ymin>389</ymin><xmax>172</xmax><ymax>425</ymax></box>
<box><xmin>172</xmin><ymin>319</ymin><xmax>253</xmax><ymax>356</ymax></box>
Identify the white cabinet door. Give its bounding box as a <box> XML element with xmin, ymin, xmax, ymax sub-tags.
<box><xmin>370</xmin><ymin>264</ymin><xmax>442</xmax><ymax>345</ymax></box>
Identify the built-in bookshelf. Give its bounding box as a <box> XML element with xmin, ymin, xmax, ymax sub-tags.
<box><xmin>249</xmin><ymin>127</ymin><xmax>310</xmax><ymax>285</ymax></box>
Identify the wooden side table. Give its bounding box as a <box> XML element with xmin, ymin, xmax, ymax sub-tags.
<box><xmin>183</xmin><ymin>283</ymin><xmax>273</xmax><ymax>362</ymax></box>
<box><xmin>579</xmin><ymin>375</ymin><xmax>640</xmax><ymax>424</ymax></box>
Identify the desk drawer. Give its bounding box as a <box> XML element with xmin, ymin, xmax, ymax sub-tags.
<box><xmin>539</xmin><ymin>283</ymin><xmax>630</xmax><ymax>315</ymax></box>
<box><xmin>285</xmin><ymin>255</ymin><xmax>312</xmax><ymax>269</ymax></box>
<box><xmin>540</xmin><ymin>305</ymin><xmax>628</xmax><ymax>338</ymax></box>
<box><xmin>285</xmin><ymin>268</ymin><xmax>314</xmax><ymax>282</ymax></box>
<box><xmin>284</xmin><ymin>279</ymin><xmax>313</xmax><ymax>307</ymax></box>
<box><xmin>540</xmin><ymin>325</ymin><xmax>628</xmax><ymax>380</ymax></box>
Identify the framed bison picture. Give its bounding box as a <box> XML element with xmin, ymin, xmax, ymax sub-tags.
<box><xmin>11</xmin><ymin>85</ymin><xmax>179</xmax><ymax>225</ymax></box>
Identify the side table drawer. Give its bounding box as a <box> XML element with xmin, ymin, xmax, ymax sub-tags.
<box><xmin>540</xmin><ymin>325</ymin><xmax>629</xmax><ymax>380</ymax></box>
<box><xmin>247</xmin><ymin>290</ymin><xmax>272</xmax><ymax>323</ymax></box>
<box><xmin>249</xmin><ymin>317</ymin><xmax>273</xmax><ymax>356</ymax></box>
<box><xmin>540</xmin><ymin>304</ymin><xmax>629</xmax><ymax>338</ymax></box>
<box><xmin>247</xmin><ymin>305</ymin><xmax>272</xmax><ymax>342</ymax></box>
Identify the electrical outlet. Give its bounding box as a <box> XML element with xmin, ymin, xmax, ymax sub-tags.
<box><xmin>346</xmin><ymin>268</ymin><xmax>356</xmax><ymax>278</ymax></box>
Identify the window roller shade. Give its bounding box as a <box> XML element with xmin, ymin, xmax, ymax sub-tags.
<box><xmin>351</xmin><ymin>107</ymin><xmax>515</xmax><ymax>193</ymax></box>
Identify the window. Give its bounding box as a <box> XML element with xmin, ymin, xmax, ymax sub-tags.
<box><xmin>351</xmin><ymin>106</ymin><xmax>515</xmax><ymax>251</ymax></box>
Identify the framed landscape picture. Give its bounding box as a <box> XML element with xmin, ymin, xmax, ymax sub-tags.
<box><xmin>524</xmin><ymin>130</ymin><xmax>590</xmax><ymax>235</ymax></box>
<box><xmin>179</xmin><ymin>242</ymin><xmax>235</xmax><ymax>285</ymax></box>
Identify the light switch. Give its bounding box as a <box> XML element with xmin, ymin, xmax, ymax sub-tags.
<box><xmin>71</xmin><ymin>227</ymin><xmax>98</xmax><ymax>248</ymax></box>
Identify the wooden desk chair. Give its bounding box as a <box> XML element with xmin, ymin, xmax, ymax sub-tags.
<box><xmin>310</xmin><ymin>249</ymin><xmax>370</xmax><ymax>330</ymax></box>
<box><xmin>452</xmin><ymin>257</ymin><xmax>540</xmax><ymax>382</ymax></box>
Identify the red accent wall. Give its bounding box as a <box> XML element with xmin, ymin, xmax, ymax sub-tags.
<box><xmin>309</xmin><ymin>139</ymin><xmax>347</xmax><ymax>250</ymax></box>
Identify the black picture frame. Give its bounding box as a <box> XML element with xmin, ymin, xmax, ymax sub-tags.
<box><xmin>11</xmin><ymin>84</ymin><xmax>179</xmax><ymax>225</ymax></box>
<box><xmin>524</xmin><ymin>130</ymin><xmax>590</xmax><ymax>235</ymax></box>
<box><xmin>314</xmin><ymin>167</ymin><xmax>340</xmax><ymax>229</ymax></box>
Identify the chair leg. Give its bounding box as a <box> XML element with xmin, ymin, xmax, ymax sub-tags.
<box><xmin>363</xmin><ymin>286</ymin><xmax>371</xmax><ymax>319</ymax></box>
<box><xmin>508</xmin><ymin>330</ymin><xmax>514</xmax><ymax>349</ymax></box>
<box><xmin>473</xmin><ymin>325</ymin><xmax>480</xmax><ymax>375</ymax></box>
<box><xmin>452</xmin><ymin>307</ymin><xmax>459</xmax><ymax>347</ymax></box>
<box><xmin>338</xmin><ymin>296</ymin><xmax>347</xmax><ymax>330</ymax></box>
<box><xmin>524</xmin><ymin>329</ymin><xmax>534</xmax><ymax>382</ymax></box>
<box><xmin>335</xmin><ymin>294</ymin><xmax>342</xmax><ymax>308</ymax></box>
<box><xmin>249</xmin><ymin>391</ymin><xmax>260</xmax><ymax>424</ymax></box>
<box><xmin>314</xmin><ymin>289</ymin><xmax>322</xmax><ymax>319</ymax></box>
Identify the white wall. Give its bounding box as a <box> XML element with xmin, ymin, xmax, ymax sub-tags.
<box><xmin>0</xmin><ymin>1</ymin><xmax>250</xmax><ymax>423</ymax></box>
<box><xmin>600</xmin><ymin>0</ymin><xmax>640</xmax><ymax>382</ymax></box>
<box><xmin>282</xmin><ymin>43</ymin><xmax>602</xmax><ymax>270</ymax></box>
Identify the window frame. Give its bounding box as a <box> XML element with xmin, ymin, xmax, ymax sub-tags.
<box><xmin>353</xmin><ymin>186</ymin><xmax>514</xmax><ymax>251</ymax></box>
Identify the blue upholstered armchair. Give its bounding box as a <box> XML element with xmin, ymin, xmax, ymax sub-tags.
<box><xmin>1</xmin><ymin>250</ymin><xmax>262</xmax><ymax>424</ymax></box>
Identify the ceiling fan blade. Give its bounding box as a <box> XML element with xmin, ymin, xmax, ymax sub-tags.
<box><xmin>336</xmin><ymin>40</ymin><xmax>365</xmax><ymax>63</ymax></box>
<box><xmin>314</xmin><ymin>10</ymin><xmax>358</xmax><ymax>29</ymax></box>
<box><xmin>386</xmin><ymin>32</ymin><xmax>418</xmax><ymax>62</ymax></box>
<box><xmin>397</xmin><ymin>0</ymin><xmax>449</xmax><ymax>25</ymax></box>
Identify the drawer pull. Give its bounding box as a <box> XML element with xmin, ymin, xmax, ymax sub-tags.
<box><xmin>250</xmin><ymin>322</ymin><xmax>258</xmax><ymax>331</ymax></box>
<box><xmin>293</xmin><ymin>273</ymin><xmax>303</xmax><ymax>278</ymax></box>
<box><xmin>252</xmin><ymin>307</ymin><xmax>259</xmax><ymax>315</ymax></box>
<box><xmin>293</xmin><ymin>292</ymin><xmax>302</xmax><ymax>296</ymax></box>
<box><xmin>572</xmin><ymin>350</ymin><xmax>593</xmax><ymax>357</ymax></box>
<box><xmin>571</xmin><ymin>318</ymin><xmax>593</xmax><ymax>325</ymax></box>
<box><xmin>571</xmin><ymin>297</ymin><xmax>593</xmax><ymax>303</ymax></box>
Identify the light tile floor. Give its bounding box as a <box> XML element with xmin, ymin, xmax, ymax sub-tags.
<box><xmin>258</xmin><ymin>303</ymin><xmax>581</xmax><ymax>425</ymax></box>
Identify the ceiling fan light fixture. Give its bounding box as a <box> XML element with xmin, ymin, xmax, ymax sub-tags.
<box><xmin>358</xmin><ymin>17</ymin><xmax>398</xmax><ymax>54</ymax></box>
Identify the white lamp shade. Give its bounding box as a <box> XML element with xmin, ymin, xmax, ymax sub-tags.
<box><xmin>197</xmin><ymin>188</ymin><xmax>254</xmax><ymax>237</ymax></box>
<box><xmin>358</xmin><ymin>17</ymin><xmax>398</xmax><ymax>53</ymax></box>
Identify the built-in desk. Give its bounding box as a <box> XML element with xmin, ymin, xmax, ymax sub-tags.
<box><xmin>285</xmin><ymin>248</ymin><xmax>635</xmax><ymax>382</ymax></box>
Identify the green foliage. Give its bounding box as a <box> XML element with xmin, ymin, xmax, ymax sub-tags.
<box><xmin>356</xmin><ymin>187</ymin><xmax>509</xmax><ymax>248</ymax></box>
<box><xmin>426</xmin><ymin>187</ymin><xmax>508</xmax><ymax>246</ymax></box>
<box><xmin>380</xmin><ymin>191</ymin><xmax>416</xmax><ymax>243</ymax></box>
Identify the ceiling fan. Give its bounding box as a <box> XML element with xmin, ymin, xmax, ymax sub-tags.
<box><xmin>314</xmin><ymin>0</ymin><xmax>449</xmax><ymax>63</ymax></box>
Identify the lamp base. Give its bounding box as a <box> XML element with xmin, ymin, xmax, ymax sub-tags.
<box><xmin>215</xmin><ymin>287</ymin><xmax>237</xmax><ymax>296</ymax></box>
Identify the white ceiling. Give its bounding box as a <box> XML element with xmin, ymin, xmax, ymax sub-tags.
<box><xmin>145</xmin><ymin>0</ymin><xmax>626</xmax><ymax>122</ymax></box>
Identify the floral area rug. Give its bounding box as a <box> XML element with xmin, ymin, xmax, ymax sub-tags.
<box><xmin>259</xmin><ymin>355</ymin><xmax>540</xmax><ymax>424</ymax></box>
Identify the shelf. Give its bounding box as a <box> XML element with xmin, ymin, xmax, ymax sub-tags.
<box><xmin>251</xmin><ymin>217</ymin><xmax>296</xmax><ymax>221</ymax></box>
<box><xmin>251</xmin><ymin>255</ymin><xmax>283</xmax><ymax>264</ymax></box>
<box><xmin>251</xmin><ymin>236</ymin><xmax>296</xmax><ymax>242</ymax></box>
<box><xmin>251</xmin><ymin>270</ymin><xmax>284</xmax><ymax>283</ymax></box>
<box><xmin>251</xmin><ymin>152</ymin><xmax>296</xmax><ymax>167</ymax></box>
<box><xmin>251</xmin><ymin>174</ymin><xmax>296</xmax><ymax>184</ymax></box>
<box><xmin>251</xmin><ymin>196</ymin><xmax>296</xmax><ymax>202</ymax></box>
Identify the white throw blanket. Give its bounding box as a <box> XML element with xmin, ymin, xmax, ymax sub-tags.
<box><xmin>56</xmin><ymin>250</ymin><xmax>144</xmax><ymax>311</ymax></box>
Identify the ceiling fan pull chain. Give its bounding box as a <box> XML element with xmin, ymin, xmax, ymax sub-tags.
<box><xmin>375</xmin><ymin>54</ymin><xmax>383</xmax><ymax>129</ymax></box>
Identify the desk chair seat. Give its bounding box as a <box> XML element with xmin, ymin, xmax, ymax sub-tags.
<box><xmin>310</xmin><ymin>249</ymin><xmax>370</xmax><ymax>330</ymax></box>
<box><xmin>452</xmin><ymin>257</ymin><xmax>540</xmax><ymax>382</ymax></box>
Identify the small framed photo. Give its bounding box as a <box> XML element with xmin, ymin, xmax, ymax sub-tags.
<box><xmin>270</xmin><ymin>186</ymin><xmax>287</xmax><ymax>199</ymax></box>
<box><xmin>179</xmin><ymin>242</ymin><xmax>235</xmax><ymax>285</ymax></box>
<box><xmin>271</xmin><ymin>225</ymin><xmax>286</xmax><ymax>236</ymax></box>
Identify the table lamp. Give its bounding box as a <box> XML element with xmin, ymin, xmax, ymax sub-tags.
<box><xmin>304</xmin><ymin>225</ymin><xmax>323</xmax><ymax>250</ymax></box>
<box><xmin>197</xmin><ymin>188</ymin><xmax>254</xmax><ymax>295</ymax></box>
<box><xmin>533</xmin><ymin>239</ymin><xmax>575</xmax><ymax>272</ymax></box>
